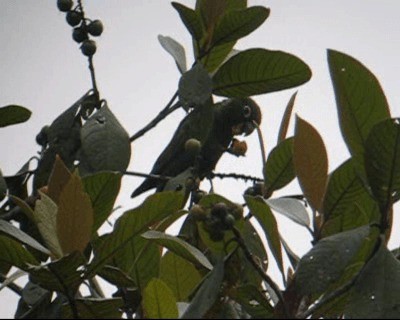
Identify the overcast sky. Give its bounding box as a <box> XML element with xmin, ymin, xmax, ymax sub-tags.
<box><xmin>1</xmin><ymin>1</ymin><xmax>400</xmax><ymax>317</ymax></box>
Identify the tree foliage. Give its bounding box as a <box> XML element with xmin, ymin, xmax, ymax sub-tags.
<box><xmin>0</xmin><ymin>0</ymin><xmax>399</xmax><ymax>318</ymax></box>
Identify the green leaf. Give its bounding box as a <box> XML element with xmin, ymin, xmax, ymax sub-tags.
<box><xmin>0</xmin><ymin>235</ymin><xmax>38</xmax><ymax>270</ymax></box>
<box><xmin>0</xmin><ymin>105</ymin><xmax>31</xmax><ymax>127</ymax></box>
<box><xmin>294</xmin><ymin>116</ymin><xmax>328</xmax><ymax>212</ymax></box>
<box><xmin>212</xmin><ymin>48</ymin><xmax>312</xmax><ymax>97</ymax></box>
<box><xmin>172</xmin><ymin>2</ymin><xmax>204</xmax><ymax>41</ymax></box>
<box><xmin>57</xmin><ymin>172</ymin><xmax>93</xmax><ymax>255</ymax></box>
<box><xmin>142</xmin><ymin>230</ymin><xmax>213</xmax><ymax>270</ymax></box>
<box><xmin>321</xmin><ymin>159</ymin><xmax>380</xmax><ymax>237</ymax></box>
<box><xmin>328</xmin><ymin>49</ymin><xmax>391</xmax><ymax>177</ymax></box>
<box><xmin>62</xmin><ymin>298</ymin><xmax>124</xmax><ymax>319</ymax></box>
<box><xmin>245</xmin><ymin>196</ymin><xmax>284</xmax><ymax>278</ymax></box>
<box><xmin>265</xmin><ymin>197</ymin><xmax>310</xmax><ymax>227</ymax></box>
<box><xmin>263</xmin><ymin>137</ymin><xmax>295</xmax><ymax>197</ymax></box>
<box><xmin>181</xmin><ymin>257</ymin><xmax>224</xmax><ymax>318</ymax></box>
<box><xmin>29</xmin><ymin>252</ymin><xmax>86</xmax><ymax>292</ymax></box>
<box><xmin>0</xmin><ymin>220</ymin><xmax>50</xmax><ymax>255</ymax></box>
<box><xmin>212</xmin><ymin>6</ymin><xmax>269</xmax><ymax>46</ymax></box>
<box><xmin>159</xmin><ymin>251</ymin><xmax>202</xmax><ymax>301</ymax></box>
<box><xmin>0</xmin><ymin>169</ymin><xmax>7</xmax><ymax>201</ymax></box>
<box><xmin>79</xmin><ymin>103</ymin><xmax>131</xmax><ymax>175</ymax></box>
<box><xmin>82</xmin><ymin>171</ymin><xmax>121</xmax><ymax>233</ymax></box>
<box><xmin>365</xmin><ymin>118</ymin><xmax>400</xmax><ymax>211</ymax></box>
<box><xmin>142</xmin><ymin>278</ymin><xmax>179</xmax><ymax>319</ymax></box>
<box><xmin>34</xmin><ymin>192</ymin><xmax>63</xmax><ymax>258</ymax></box>
<box><xmin>158</xmin><ymin>35</ymin><xmax>187</xmax><ymax>74</ymax></box>
<box><xmin>295</xmin><ymin>226</ymin><xmax>370</xmax><ymax>295</ymax></box>
<box><xmin>47</xmin><ymin>155</ymin><xmax>72</xmax><ymax>205</ymax></box>
<box><xmin>87</xmin><ymin>191</ymin><xmax>184</xmax><ymax>277</ymax></box>
<box><xmin>200</xmin><ymin>41</ymin><xmax>236</xmax><ymax>73</ymax></box>
<box><xmin>345</xmin><ymin>241</ymin><xmax>400</xmax><ymax>318</ymax></box>
<box><xmin>178</xmin><ymin>64</ymin><xmax>213</xmax><ymax>109</ymax></box>
<box><xmin>278</xmin><ymin>92</ymin><xmax>297</xmax><ymax>144</ymax></box>
<box><xmin>234</xmin><ymin>284</ymin><xmax>274</xmax><ymax>319</ymax></box>
<box><xmin>97</xmin><ymin>265</ymin><xmax>136</xmax><ymax>288</ymax></box>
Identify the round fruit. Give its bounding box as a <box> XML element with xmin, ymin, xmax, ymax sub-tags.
<box><xmin>184</xmin><ymin>138</ymin><xmax>201</xmax><ymax>155</ymax></box>
<box><xmin>87</xmin><ymin>20</ymin><xmax>104</xmax><ymax>36</ymax></box>
<box><xmin>57</xmin><ymin>0</ymin><xmax>73</xmax><ymax>12</ymax></box>
<box><xmin>35</xmin><ymin>125</ymin><xmax>50</xmax><ymax>146</ymax></box>
<box><xmin>81</xmin><ymin>40</ymin><xmax>97</xmax><ymax>56</ymax></box>
<box><xmin>72</xmin><ymin>27</ymin><xmax>87</xmax><ymax>43</ymax></box>
<box><xmin>190</xmin><ymin>204</ymin><xmax>207</xmax><ymax>221</ymax></box>
<box><xmin>66</xmin><ymin>10</ymin><xmax>82</xmax><ymax>26</ymax></box>
<box><xmin>210</xmin><ymin>202</ymin><xmax>229</xmax><ymax>219</ymax></box>
<box><xmin>231</xmin><ymin>203</ymin><xmax>244</xmax><ymax>220</ymax></box>
<box><xmin>223</xmin><ymin>213</ymin><xmax>236</xmax><ymax>229</ymax></box>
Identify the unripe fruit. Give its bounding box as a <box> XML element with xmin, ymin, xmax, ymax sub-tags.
<box><xmin>66</xmin><ymin>11</ymin><xmax>82</xmax><ymax>26</ymax></box>
<box><xmin>81</xmin><ymin>40</ymin><xmax>97</xmax><ymax>56</ymax></box>
<box><xmin>184</xmin><ymin>138</ymin><xmax>201</xmax><ymax>155</ymax></box>
<box><xmin>210</xmin><ymin>202</ymin><xmax>229</xmax><ymax>219</ymax></box>
<box><xmin>72</xmin><ymin>27</ymin><xmax>88</xmax><ymax>43</ymax></box>
<box><xmin>87</xmin><ymin>20</ymin><xmax>104</xmax><ymax>37</ymax></box>
<box><xmin>57</xmin><ymin>0</ymin><xmax>73</xmax><ymax>12</ymax></box>
<box><xmin>231</xmin><ymin>203</ymin><xmax>244</xmax><ymax>220</ymax></box>
<box><xmin>223</xmin><ymin>213</ymin><xmax>236</xmax><ymax>229</ymax></box>
<box><xmin>190</xmin><ymin>204</ymin><xmax>207</xmax><ymax>221</ymax></box>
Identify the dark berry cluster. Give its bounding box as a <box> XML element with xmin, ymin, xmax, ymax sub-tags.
<box><xmin>57</xmin><ymin>0</ymin><xmax>104</xmax><ymax>56</ymax></box>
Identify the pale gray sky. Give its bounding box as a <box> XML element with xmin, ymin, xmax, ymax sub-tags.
<box><xmin>1</xmin><ymin>1</ymin><xmax>400</xmax><ymax>318</ymax></box>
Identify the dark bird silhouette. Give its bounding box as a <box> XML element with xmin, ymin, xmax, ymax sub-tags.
<box><xmin>131</xmin><ymin>97</ymin><xmax>262</xmax><ymax>198</ymax></box>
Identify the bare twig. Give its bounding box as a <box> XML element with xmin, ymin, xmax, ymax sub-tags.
<box><xmin>254</xmin><ymin>120</ymin><xmax>267</xmax><ymax>167</ymax></box>
<box><xmin>210</xmin><ymin>172</ymin><xmax>263</xmax><ymax>183</ymax></box>
<box><xmin>0</xmin><ymin>273</ymin><xmax>23</xmax><ymax>296</ymax></box>
<box><xmin>123</xmin><ymin>170</ymin><xmax>170</xmax><ymax>181</ymax></box>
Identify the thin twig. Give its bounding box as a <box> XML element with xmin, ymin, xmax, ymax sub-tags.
<box><xmin>210</xmin><ymin>172</ymin><xmax>263</xmax><ymax>183</ymax></box>
<box><xmin>129</xmin><ymin>91</ymin><xmax>181</xmax><ymax>142</ymax></box>
<box><xmin>231</xmin><ymin>227</ymin><xmax>289</xmax><ymax>318</ymax></box>
<box><xmin>124</xmin><ymin>170</ymin><xmax>170</xmax><ymax>181</ymax></box>
<box><xmin>0</xmin><ymin>273</ymin><xmax>23</xmax><ymax>296</ymax></box>
<box><xmin>254</xmin><ymin>121</ymin><xmax>267</xmax><ymax>167</ymax></box>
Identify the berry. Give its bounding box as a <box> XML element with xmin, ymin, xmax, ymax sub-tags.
<box><xmin>210</xmin><ymin>202</ymin><xmax>229</xmax><ymax>219</ymax></box>
<box><xmin>72</xmin><ymin>27</ymin><xmax>88</xmax><ymax>43</ymax></box>
<box><xmin>184</xmin><ymin>138</ymin><xmax>201</xmax><ymax>155</ymax></box>
<box><xmin>223</xmin><ymin>213</ymin><xmax>236</xmax><ymax>229</ymax></box>
<box><xmin>190</xmin><ymin>204</ymin><xmax>207</xmax><ymax>221</ymax></box>
<box><xmin>57</xmin><ymin>0</ymin><xmax>73</xmax><ymax>12</ymax></box>
<box><xmin>81</xmin><ymin>40</ymin><xmax>97</xmax><ymax>56</ymax></box>
<box><xmin>66</xmin><ymin>10</ymin><xmax>82</xmax><ymax>26</ymax></box>
<box><xmin>87</xmin><ymin>20</ymin><xmax>104</xmax><ymax>37</ymax></box>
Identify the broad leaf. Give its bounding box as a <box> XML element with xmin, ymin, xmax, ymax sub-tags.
<box><xmin>0</xmin><ymin>235</ymin><xmax>38</xmax><ymax>270</ymax></box>
<box><xmin>47</xmin><ymin>155</ymin><xmax>72</xmax><ymax>204</ymax></box>
<box><xmin>62</xmin><ymin>297</ymin><xmax>124</xmax><ymax>319</ymax></box>
<box><xmin>158</xmin><ymin>35</ymin><xmax>187</xmax><ymax>74</ymax></box>
<box><xmin>172</xmin><ymin>2</ymin><xmax>204</xmax><ymax>41</ymax></box>
<box><xmin>294</xmin><ymin>116</ymin><xmax>328</xmax><ymax>212</ymax></box>
<box><xmin>87</xmin><ymin>192</ymin><xmax>184</xmax><ymax>277</ymax></box>
<box><xmin>265</xmin><ymin>197</ymin><xmax>310</xmax><ymax>227</ymax></box>
<box><xmin>0</xmin><ymin>105</ymin><xmax>31</xmax><ymax>127</ymax></box>
<box><xmin>328</xmin><ymin>49</ymin><xmax>391</xmax><ymax>177</ymax></box>
<box><xmin>263</xmin><ymin>137</ymin><xmax>295</xmax><ymax>198</ymax></box>
<box><xmin>159</xmin><ymin>251</ymin><xmax>202</xmax><ymax>301</ymax></box>
<box><xmin>142</xmin><ymin>278</ymin><xmax>178</xmax><ymax>319</ymax></box>
<box><xmin>181</xmin><ymin>257</ymin><xmax>224</xmax><ymax>319</ymax></box>
<box><xmin>213</xmin><ymin>48</ymin><xmax>312</xmax><ymax>97</ymax></box>
<box><xmin>142</xmin><ymin>230</ymin><xmax>213</xmax><ymax>270</ymax></box>
<box><xmin>178</xmin><ymin>64</ymin><xmax>212</xmax><ymax>109</ymax></box>
<box><xmin>97</xmin><ymin>265</ymin><xmax>136</xmax><ymax>288</ymax></box>
<box><xmin>79</xmin><ymin>103</ymin><xmax>131</xmax><ymax>175</ymax></box>
<box><xmin>365</xmin><ymin>118</ymin><xmax>400</xmax><ymax>211</ymax></box>
<box><xmin>295</xmin><ymin>226</ymin><xmax>370</xmax><ymax>295</ymax></box>
<box><xmin>278</xmin><ymin>91</ymin><xmax>297</xmax><ymax>143</ymax></box>
<box><xmin>57</xmin><ymin>172</ymin><xmax>93</xmax><ymax>255</ymax></box>
<box><xmin>245</xmin><ymin>196</ymin><xmax>284</xmax><ymax>278</ymax></box>
<box><xmin>82</xmin><ymin>171</ymin><xmax>121</xmax><ymax>233</ymax></box>
<box><xmin>234</xmin><ymin>284</ymin><xmax>274</xmax><ymax>319</ymax></box>
<box><xmin>345</xmin><ymin>241</ymin><xmax>400</xmax><ymax>318</ymax></box>
<box><xmin>34</xmin><ymin>192</ymin><xmax>63</xmax><ymax>258</ymax></box>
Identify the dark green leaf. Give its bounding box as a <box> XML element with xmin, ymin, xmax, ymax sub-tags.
<box><xmin>345</xmin><ymin>241</ymin><xmax>400</xmax><ymax>318</ymax></box>
<box><xmin>79</xmin><ymin>103</ymin><xmax>131</xmax><ymax>175</ymax></box>
<box><xmin>199</xmin><ymin>41</ymin><xmax>236</xmax><ymax>73</ymax></box>
<box><xmin>328</xmin><ymin>49</ymin><xmax>391</xmax><ymax>177</ymax></box>
<box><xmin>295</xmin><ymin>226</ymin><xmax>370</xmax><ymax>295</ymax></box>
<box><xmin>82</xmin><ymin>171</ymin><xmax>121</xmax><ymax>233</ymax></box>
<box><xmin>142</xmin><ymin>278</ymin><xmax>179</xmax><ymax>319</ymax></box>
<box><xmin>142</xmin><ymin>230</ymin><xmax>213</xmax><ymax>270</ymax></box>
<box><xmin>0</xmin><ymin>105</ymin><xmax>31</xmax><ymax>127</ymax></box>
<box><xmin>181</xmin><ymin>257</ymin><xmax>224</xmax><ymax>319</ymax></box>
<box><xmin>365</xmin><ymin>118</ymin><xmax>400</xmax><ymax>210</ymax></box>
<box><xmin>158</xmin><ymin>35</ymin><xmax>187</xmax><ymax>74</ymax></box>
<box><xmin>172</xmin><ymin>2</ymin><xmax>204</xmax><ymax>41</ymax></box>
<box><xmin>212</xmin><ymin>6</ymin><xmax>269</xmax><ymax>46</ymax></box>
<box><xmin>178</xmin><ymin>64</ymin><xmax>213</xmax><ymax>108</ymax></box>
<box><xmin>265</xmin><ymin>197</ymin><xmax>310</xmax><ymax>227</ymax></box>
<box><xmin>0</xmin><ymin>220</ymin><xmax>50</xmax><ymax>255</ymax></box>
<box><xmin>234</xmin><ymin>284</ymin><xmax>274</xmax><ymax>319</ymax></box>
<box><xmin>62</xmin><ymin>297</ymin><xmax>124</xmax><ymax>319</ymax></box>
<box><xmin>278</xmin><ymin>92</ymin><xmax>297</xmax><ymax>143</ymax></box>
<box><xmin>213</xmin><ymin>48</ymin><xmax>312</xmax><ymax>97</ymax></box>
<box><xmin>87</xmin><ymin>191</ymin><xmax>184</xmax><ymax>277</ymax></box>
<box><xmin>264</xmin><ymin>137</ymin><xmax>295</xmax><ymax>197</ymax></box>
<box><xmin>245</xmin><ymin>196</ymin><xmax>284</xmax><ymax>278</ymax></box>
<box><xmin>294</xmin><ymin>116</ymin><xmax>328</xmax><ymax>212</ymax></box>
<box><xmin>0</xmin><ymin>235</ymin><xmax>38</xmax><ymax>270</ymax></box>
<box><xmin>159</xmin><ymin>251</ymin><xmax>202</xmax><ymax>301</ymax></box>
<box><xmin>97</xmin><ymin>265</ymin><xmax>136</xmax><ymax>288</ymax></box>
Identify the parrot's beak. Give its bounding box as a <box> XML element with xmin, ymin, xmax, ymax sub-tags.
<box><xmin>243</xmin><ymin>121</ymin><xmax>256</xmax><ymax>136</ymax></box>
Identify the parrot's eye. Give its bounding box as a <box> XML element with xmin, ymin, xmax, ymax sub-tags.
<box><xmin>243</xmin><ymin>105</ymin><xmax>252</xmax><ymax>118</ymax></box>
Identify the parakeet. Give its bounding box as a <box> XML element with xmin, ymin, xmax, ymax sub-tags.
<box><xmin>131</xmin><ymin>97</ymin><xmax>262</xmax><ymax>198</ymax></box>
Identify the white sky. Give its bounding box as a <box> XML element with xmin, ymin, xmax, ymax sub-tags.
<box><xmin>1</xmin><ymin>0</ymin><xmax>400</xmax><ymax>318</ymax></box>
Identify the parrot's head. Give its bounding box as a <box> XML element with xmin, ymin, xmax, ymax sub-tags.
<box><xmin>218</xmin><ymin>97</ymin><xmax>262</xmax><ymax>136</ymax></box>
